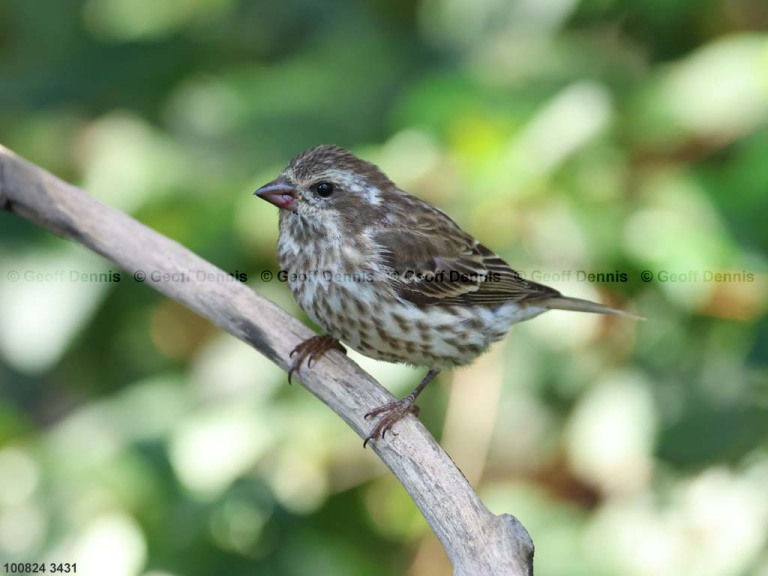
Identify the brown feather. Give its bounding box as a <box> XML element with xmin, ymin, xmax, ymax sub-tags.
<box><xmin>373</xmin><ymin>190</ymin><xmax>562</xmax><ymax>307</ymax></box>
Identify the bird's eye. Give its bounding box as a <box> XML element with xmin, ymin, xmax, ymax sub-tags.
<box><xmin>313</xmin><ymin>182</ymin><xmax>334</xmax><ymax>197</ymax></box>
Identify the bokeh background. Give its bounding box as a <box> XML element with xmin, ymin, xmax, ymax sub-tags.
<box><xmin>1</xmin><ymin>1</ymin><xmax>767</xmax><ymax>575</ymax></box>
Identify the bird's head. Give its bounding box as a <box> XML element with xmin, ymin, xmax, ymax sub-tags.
<box><xmin>254</xmin><ymin>145</ymin><xmax>394</xmax><ymax>226</ymax></box>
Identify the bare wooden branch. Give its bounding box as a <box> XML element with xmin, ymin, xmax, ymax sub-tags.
<box><xmin>0</xmin><ymin>144</ymin><xmax>534</xmax><ymax>575</ymax></box>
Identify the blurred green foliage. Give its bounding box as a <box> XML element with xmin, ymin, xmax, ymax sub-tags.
<box><xmin>1</xmin><ymin>0</ymin><xmax>767</xmax><ymax>575</ymax></box>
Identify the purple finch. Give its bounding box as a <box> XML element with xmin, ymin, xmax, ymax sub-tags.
<box><xmin>255</xmin><ymin>145</ymin><xmax>639</xmax><ymax>446</ymax></box>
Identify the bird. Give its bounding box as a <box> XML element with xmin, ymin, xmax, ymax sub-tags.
<box><xmin>254</xmin><ymin>145</ymin><xmax>640</xmax><ymax>447</ymax></box>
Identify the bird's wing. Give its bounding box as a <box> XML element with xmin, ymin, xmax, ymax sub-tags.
<box><xmin>373</xmin><ymin>206</ymin><xmax>560</xmax><ymax>307</ymax></box>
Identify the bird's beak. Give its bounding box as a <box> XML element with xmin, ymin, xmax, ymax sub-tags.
<box><xmin>254</xmin><ymin>178</ymin><xmax>297</xmax><ymax>209</ymax></box>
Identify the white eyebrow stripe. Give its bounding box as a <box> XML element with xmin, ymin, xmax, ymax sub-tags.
<box><xmin>314</xmin><ymin>170</ymin><xmax>383</xmax><ymax>205</ymax></box>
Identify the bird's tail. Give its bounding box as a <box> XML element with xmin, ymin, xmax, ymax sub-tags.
<box><xmin>538</xmin><ymin>296</ymin><xmax>645</xmax><ymax>320</ymax></box>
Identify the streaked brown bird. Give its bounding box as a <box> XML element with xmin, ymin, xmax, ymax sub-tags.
<box><xmin>255</xmin><ymin>145</ymin><xmax>639</xmax><ymax>446</ymax></box>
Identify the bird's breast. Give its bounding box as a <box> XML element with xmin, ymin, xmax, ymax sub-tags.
<box><xmin>275</xmin><ymin>228</ymin><xmax>545</xmax><ymax>369</ymax></box>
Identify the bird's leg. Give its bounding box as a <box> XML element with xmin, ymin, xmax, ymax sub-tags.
<box><xmin>288</xmin><ymin>334</ymin><xmax>346</xmax><ymax>384</ymax></box>
<box><xmin>363</xmin><ymin>368</ymin><xmax>440</xmax><ymax>447</ymax></box>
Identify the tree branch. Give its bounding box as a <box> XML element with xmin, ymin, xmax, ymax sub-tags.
<box><xmin>0</xmin><ymin>144</ymin><xmax>534</xmax><ymax>575</ymax></box>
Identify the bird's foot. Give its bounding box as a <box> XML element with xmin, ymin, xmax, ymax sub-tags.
<box><xmin>363</xmin><ymin>398</ymin><xmax>420</xmax><ymax>448</ymax></box>
<box><xmin>288</xmin><ymin>335</ymin><xmax>346</xmax><ymax>384</ymax></box>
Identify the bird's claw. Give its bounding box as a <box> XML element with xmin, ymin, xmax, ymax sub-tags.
<box><xmin>287</xmin><ymin>335</ymin><xmax>345</xmax><ymax>384</ymax></box>
<box><xmin>363</xmin><ymin>399</ymin><xmax>420</xmax><ymax>448</ymax></box>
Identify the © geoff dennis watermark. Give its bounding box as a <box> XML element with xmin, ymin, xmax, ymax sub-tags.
<box><xmin>637</xmin><ymin>270</ymin><xmax>755</xmax><ymax>283</ymax></box>
<box><xmin>5</xmin><ymin>269</ymin><xmax>123</xmax><ymax>283</ymax></box>
<box><xmin>3</xmin><ymin>268</ymin><xmax>759</xmax><ymax>285</ymax></box>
